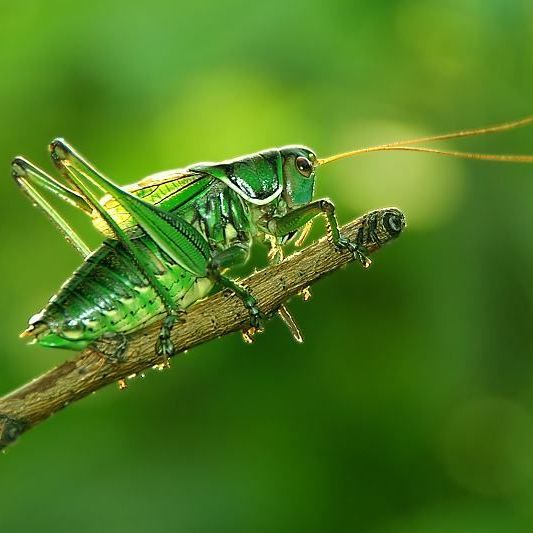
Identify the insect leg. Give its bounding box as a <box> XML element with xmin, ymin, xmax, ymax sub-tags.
<box><xmin>294</xmin><ymin>220</ymin><xmax>313</xmax><ymax>248</ymax></box>
<box><xmin>11</xmin><ymin>156</ymin><xmax>92</xmax><ymax>213</ymax></box>
<box><xmin>49</xmin><ymin>139</ymin><xmax>211</xmax><ymax>278</ymax></box>
<box><xmin>11</xmin><ymin>157</ymin><xmax>91</xmax><ymax>257</ymax></box>
<box><xmin>262</xmin><ymin>236</ymin><xmax>305</xmax><ymax>342</ymax></box>
<box><xmin>213</xmin><ymin>270</ymin><xmax>263</xmax><ymax>330</ymax></box>
<box><xmin>12</xmin><ymin>157</ymin><xmax>136</xmax><ymax>360</ymax></box>
<box><xmin>210</xmin><ymin>237</ymin><xmax>302</xmax><ymax>339</ymax></box>
<box><xmin>206</xmin><ymin>242</ymin><xmax>264</xmax><ymax>332</ymax></box>
<box><xmin>265</xmin><ymin>199</ymin><xmax>371</xmax><ymax>267</ymax></box>
<box><xmin>49</xmin><ymin>139</ymin><xmax>194</xmax><ymax>360</ymax></box>
<box><xmin>201</xmin><ymin>191</ymin><xmax>271</xmax><ymax>333</ymax></box>
<box><xmin>209</xmin><ymin>242</ymin><xmax>250</xmax><ymax>270</ymax></box>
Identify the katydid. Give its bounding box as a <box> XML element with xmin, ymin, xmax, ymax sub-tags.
<box><xmin>11</xmin><ymin>116</ymin><xmax>533</xmax><ymax>360</ymax></box>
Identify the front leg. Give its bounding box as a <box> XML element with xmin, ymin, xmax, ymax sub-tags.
<box><xmin>265</xmin><ymin>199</ymin><xmax>372</xmax><ymax>268</ymax></box>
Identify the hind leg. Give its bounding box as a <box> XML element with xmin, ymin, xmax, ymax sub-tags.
<box><xmin>11</xmin><ymin>157</ymin><xmax>92</xmax><ymax>257</ymax></box>
<box><xmin>49</xmin><ymin>139</ymin><xmax>190</xmax><ymax>361</ymax></box>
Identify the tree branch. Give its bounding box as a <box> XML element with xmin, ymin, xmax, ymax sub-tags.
<box><xmin>0</xmin><ymin>207</ymin><xmax>406</xmax><ymax>450</ymax></box>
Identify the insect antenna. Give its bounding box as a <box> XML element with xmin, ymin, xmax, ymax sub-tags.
<box><xmin>318</xmin><ymin>116</ymin><xmax>533</xmax><ymax>165</ymax></box>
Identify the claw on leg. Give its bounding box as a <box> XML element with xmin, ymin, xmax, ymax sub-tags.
<box><xmin>335</xmin><ymin>235</ymin><xmax>372</xmax><ymax>268</ymax></box>
<box><xmin>246</xmin><ymin>296</ymin><xmax>263</xmax><ymax>331</ymax></box>
<box><xmin>214</xmin><ymin>272</ymin><xmax>265</xmax><ymax>339</ymax></box>
<box><xmin>239</xmin><ymin>291</ymin><xmax>264</xmax><ymax>343</ymax></box>
<box><xmin>155</xmin><ymin>313</ymin><xmax>182</xmax><ymax>365</ymax></box>
<box><xmin>240</xmin><ymin>296</ymin><xmax>264</xmax><ymax>342</ymax></box>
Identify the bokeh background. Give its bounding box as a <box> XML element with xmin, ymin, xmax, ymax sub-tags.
<box><xmin>2</xmin><ymin>1</ymin><xmax>533</xmax><ymax>531</ymax></box>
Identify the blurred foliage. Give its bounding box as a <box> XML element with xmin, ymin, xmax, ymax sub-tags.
<box><xmin>1</xmin><ymin>0</ymin><xmax>533</xmax><ymax>531</ymax></box>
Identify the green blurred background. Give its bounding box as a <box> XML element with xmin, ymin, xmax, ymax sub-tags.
<box><xmin>2</xmin><ymin>0</ymin><xmax>533</xmax><ymax>531</ymax></box>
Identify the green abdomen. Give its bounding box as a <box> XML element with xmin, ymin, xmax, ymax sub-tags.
<box><xmin>30</xmin><ymin>236</ymin><xmax>214</xmax><ymax>350</ymax></box>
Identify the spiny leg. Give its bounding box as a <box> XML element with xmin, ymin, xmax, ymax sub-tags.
<box><xmin>10</xmin><ymin>157</ymin><xmax>135</xmax><ymax>362</ymax></box>
<box><xmin>11</xmin><ymin>156</ymin><xmax>92</xmax><ymax>213</ymax></box>
<box><xmin>295</xmin><ymin>220</ymin><xmax>313</xmax><ymax>248</ymax></box>
<box><xmin>11</xmin><ymin>157</ymin><xmax>92</xmax><ymax>257</ymax></box>
<box><xmin>262</xmin><ymin>200</ymin><xmax>377</xmax><ymax>342</ymax></box>
<box><xmin>265</xmin><ymin>199</ymin><xmax>371</xmax><ymax>268</ymax></box>
<box><xmin>49</xmin><ymin>139</ymin><xmax>186</xmax><ymax>361</ymax></box>
<box><xmin>49</xmin><ymin>139</ymin><xmax>212</xmax><ymax>278</ymax></box>
<box><xmin>319</xmin><ymin>200</ymin><xmax>371</xmax><ymax>267</ymax></box>
<box><xmin>214</xmin><ymin>271</ymin><xmax>263</xmax><ymax>333</ymax></box>
<box><xmin>202</xmin><ymin>195</ymin><xmax>271</xmax><ymax>337</ymax></box>
<box><xmin>207</xmin><ymin>242</ymin><xmax>268</xmax><ymax>340</ymax></box>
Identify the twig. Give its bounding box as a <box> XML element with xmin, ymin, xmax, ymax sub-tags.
<box><xmin>0</xmin><ymin>207</ymin><xmax>406</xmax><ymax>451</ymax></box>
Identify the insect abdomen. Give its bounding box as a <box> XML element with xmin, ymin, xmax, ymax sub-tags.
<box><xmin>24</xmin><ymin>237</ymin><xmax>213</xmax><ymax>350</ymax></box>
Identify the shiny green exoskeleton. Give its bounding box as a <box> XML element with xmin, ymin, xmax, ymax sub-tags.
<box><xmin>11</xmin><ymin>141</ymin><xmax>383</xmax><ymax>359</ymax></box>
<box><xmin>11</xmin><ymin>116</ymin><xmax>533</xmax><ymax>359</ymax></box>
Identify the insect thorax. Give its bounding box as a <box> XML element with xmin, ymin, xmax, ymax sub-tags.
<box><xmin>183</xmin><ymin>180</ymin><xmax>257</xmax><ymax>251</ymax></box>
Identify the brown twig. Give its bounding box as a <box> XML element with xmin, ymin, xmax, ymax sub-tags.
<box><xmin>0</xmin><ymin>207</ymin><xmax>406</xmax><ymax>450</ymax></box>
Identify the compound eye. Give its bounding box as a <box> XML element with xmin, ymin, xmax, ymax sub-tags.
<box><xmin>295</xmin><ymin>156</ymin><xmax>313</xmax><ymax>177</ymax></box>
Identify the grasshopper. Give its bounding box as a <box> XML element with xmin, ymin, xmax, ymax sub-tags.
<box><xmin>11</xmin><ymin>117</ymin><xmax>533</xmax><ymax>360</ymax></box>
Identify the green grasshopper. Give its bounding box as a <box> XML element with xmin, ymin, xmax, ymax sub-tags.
<box><xmin>11</xmin><ymin>117</ymin><xmax>533</xmax><ymax>360</ymax></box>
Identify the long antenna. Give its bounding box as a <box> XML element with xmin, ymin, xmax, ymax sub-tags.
<box><xmin>318</xmin><ymin>116</ymin><xmax>533</xmax><ymax>165</ymax></box>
